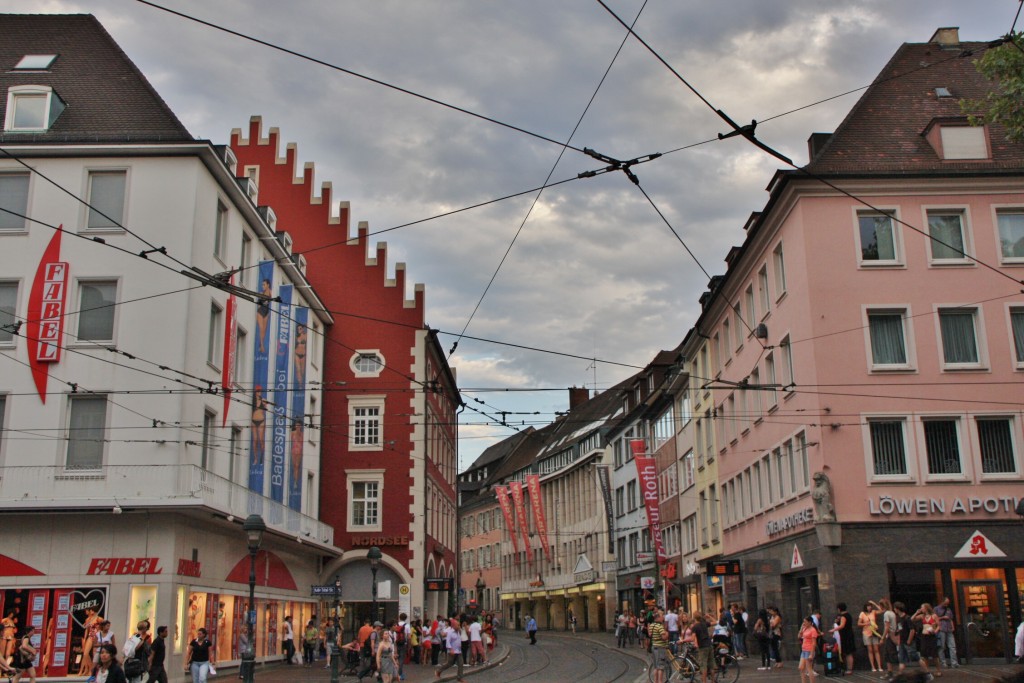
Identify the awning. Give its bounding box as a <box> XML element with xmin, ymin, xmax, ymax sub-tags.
<box><xmin>582</xmin><ymin>582</ymin><xmax>607</xmax><ymax>592</ymax></box>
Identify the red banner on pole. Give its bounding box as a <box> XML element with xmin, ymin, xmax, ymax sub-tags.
<box><xmin>491</xmin><ymin>485</ymin><xmax>516</xmax><ymax>557</ymax></box>
<box><xmin>26</xmin><ymin>229</ymin><xmax>67</xmax><ymax>402</ymax></box>
<box><xmin>632</xmin><ymin>439</ymin><xmax>668</xmax><ymax>565</ymax></box>
<box><xmin>221</xmin><ymin>277</ymin><xmax>238</xmax><ymax>426</ymax></box>
<box><xmin>525</xmin><ymin>475</ymin><xmax>553</xmax><ymax>564</ymax></box>
<box><xmin>509</xmin><ymin>481</ymin><xmax>533</xmax><ymax>566</ymax></box>
<box><xmin>494</xmin><ymin>486</ymin><xmax>518</xmax><ymax>555</ymax></box>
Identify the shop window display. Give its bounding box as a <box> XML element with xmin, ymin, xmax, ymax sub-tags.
<box><xmin>0</xmin><ymin>587</ymin><xmax>108</xmax><ymax>678</ymax></box>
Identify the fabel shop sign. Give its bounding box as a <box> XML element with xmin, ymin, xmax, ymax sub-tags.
<box><xmin>868</xmin><ymin>495</ymin><xmax>1021</xmax><ymax>517</ymax></box>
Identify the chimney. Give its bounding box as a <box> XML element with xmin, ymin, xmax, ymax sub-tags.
<box><xmin>807</xmin><ymin>132</ymin><xmax>833</xmax><ymax>162</ymax></box>
<box><xmin>568</xmin><ymin>386</ymin><xmax>590</xmax><ymax>410</ymax></box>
<box><xmin>928</xmin><ymin>27</ymin><xmax>959</xmax><ymax>47</ymax></box>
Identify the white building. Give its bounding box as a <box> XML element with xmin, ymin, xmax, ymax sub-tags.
<box><xmin>0</xmin><ymin>14</ymin><xmax>337</xmax><ymax>679</ymax></box>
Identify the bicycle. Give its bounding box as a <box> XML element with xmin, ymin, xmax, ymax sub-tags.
<box><xmin>648</xmin><ymin>643</ymin><xmax>740</xmax><ymax>683</ymax></box>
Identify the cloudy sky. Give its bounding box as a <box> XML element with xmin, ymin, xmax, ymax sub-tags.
<box><xmin>15</xmin><ymin>0</ymin><xmax>1017</xmax><ymax>468</ymax></box>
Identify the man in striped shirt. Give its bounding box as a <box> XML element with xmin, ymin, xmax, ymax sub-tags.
<box><xmin>649</xmin><ymin>611</ymin><xmax>670</xmax><ymax>683</ymax></box>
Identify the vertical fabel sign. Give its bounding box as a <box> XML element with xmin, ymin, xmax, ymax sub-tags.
<box><xmin>26</xmin><ymin>230</ymin><xmax>69</xmax><ymax>402</ymax></box>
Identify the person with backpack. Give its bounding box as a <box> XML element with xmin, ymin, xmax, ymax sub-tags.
<box><xmin>11</xmin><ymin>626</ymin><xmax>38</xmax><ymax>683</ymax></box>
<box><xmin>303</xmin><ymin>619</ymin><xmax>319</xmax><ymax>667</ymax></box>
<box><xmin>393</xmin><ymin>613</ymin><xmax>409</xmax><ymax>679</ymax></box>
<box><xmin>121</xmin><ymin>620</ymin><xmax>152</xmax><ymax>683</ymax></box>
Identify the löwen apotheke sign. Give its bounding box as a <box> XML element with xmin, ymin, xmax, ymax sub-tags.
<box><xmin>868</xmin><ymin>495</ymin><xmax>1021</xmax><ymax>517</ymax></box>
<box><xmin>766</xmin><ymin>508</ymin><xmax>814</xmax><ymax>537</ymax></box>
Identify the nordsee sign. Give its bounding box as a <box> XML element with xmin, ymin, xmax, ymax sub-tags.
<box><xmin>765</xmin><ymin>508</ymin><xmax>813</xmax><ymax>537</ymax></box>
<box><xmin>868</xmin><ymin>496</ymin><xmax>1021</xmax><ymax>517</ymax></box>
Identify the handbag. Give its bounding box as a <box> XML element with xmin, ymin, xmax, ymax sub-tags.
<box><xmin>208</xmin><ymin>663</ymin><xmax>217</xmax><ymax>676</ymax></box>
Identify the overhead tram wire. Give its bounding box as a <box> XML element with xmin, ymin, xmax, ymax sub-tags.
<box><xmin>594</xmin><ymin>2</ymin><xmax>1024</xmax><ymax>288</ymax></box>
<box><xmin>135</xmin><ymin>0</ymin><xmax>587</xmax><ymax>155</ymax></box>
<box><xmin>445</xmin><ymin>0</ymin><xmax>651</xmax><ymax>361</ymax></box>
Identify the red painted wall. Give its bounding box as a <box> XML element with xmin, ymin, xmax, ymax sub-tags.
<box><xmin>230</xmin><ymin>119</ymin><xmax>443</xmax><ymax>575</ymax></box>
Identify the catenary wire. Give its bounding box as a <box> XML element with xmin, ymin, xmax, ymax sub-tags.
<box><xmin>134</xmin><ymin>0</ymin><xmax>587</xmax><ymax>154</ymax></box>
<box><xmin>445</xmin><ymin>0</ymin><xmax>650</xmax><ymax>359</ymax></box>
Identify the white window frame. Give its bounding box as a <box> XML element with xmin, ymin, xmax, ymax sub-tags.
<box><xmin>349</xmin><ymin>395</ymin><xmax>384</xmax><ymax>451</ymax></box>
<box><xmin>234</xmin><ymin>325</ymin><xmax>248</xmax><ymax>387</ymax></box>
<box><xmin>0</xmin><ymin>172</ymin><xmax>31</xmax><ymax>233</ymax></box>
<box><xmin>862</xmin><ymin>305</ymin><xmax>916</xmax><ymax>372</ymax></box>
<box><xmin>681</xmin><ymin>450</ymin><xmax>694</xmax><ymax>490</ymax></box>
<box><xmin>240</xmin><ymin>232</ymin><xmax>253</xmax><ymax>288</ymax></box>
<box><xmin>0</xmin><ymin>280</ymin><xmax>21</xmax><ymax>349</ymax></box>
<box><xmin>924</xmin><ymin>207</ymin><xmax>973</xmax><ymax>266</ymax></box>
<box><xmin>854</xmin><ymin>207</ymin><xmax>904</xmax><ymax>267</ymax></box>
<box><xmin>207</xmin><ymin>300</ymin><xmax>224</xmax><ymax>369</ymax></box>
<box><xmin>758</xmin><ymin>265</ymin><xmax>770</xmax><ymax>318</ymax></box>
<box><xmin>350</xmin><ymin>349</ymin><xmax>385</xmax><ymax>378</ymax></box>
<box><xmin>780</xmin><ymin>334</ymin><xmax>794</xmax><ymax>395</ymax></box>
<box><xmin>772</xmin><ymin>242</ymin><xmax>787</xmax><ymax>300</ymax></box>
<box><xmin>213</xmin><ymin>200</ymin><xmax>229</xmax><ymax>263</ymax></box>
<box><xmin>82</xmin><ymin>168</ymin><xmax>129</xmax><ymax>232</ymax></box>
<box><xmin>971</xmin><ymin>414</ymin><xmax>1021</xmax><ymax>480</ymax></box>
<box><xmin>917</xmin><ymin>414</ymin><xmax>970</xmax><ymax>482</ymax></box>
<box><xmin>992</xmin><ymin>205</ymin><xmax>1024</xmax><ymax>265</ymax></box>
<box><xmin>863</xmin><ymin>414</ymin><xmax>916</xmax><ymax>483</ymax></box>
<box><xmin>1007</xmin><ymin>304</ymin><xmax>1024</xmax><ymax>370</ymax></box>
<box><xmin>934</xmin><ymin>305</ymin><xmax>987</xmax><ymax>371</ymax></box>
<box><xmin>745</xmin><ymin>285</ymin><xmax>756</xmax><ymax>336</ymax></box>
<box><xmin>72</xmin><ymin>278</ymin><xmax>119</xmax><ymax>345</ymax></box>
<box><xmin>4</xmin><ymin>85</ymin><xmax>64</xmax><ymax>132</ymax></box>
<box><xmin>64</xmin><ymin>393</ymin><xmax>109</xmax><ymax>471</ymax></box>
<box><xmin>346</xmin><ymin>469</ymin><xmax>384</xmax><ymax>532</ymax></box>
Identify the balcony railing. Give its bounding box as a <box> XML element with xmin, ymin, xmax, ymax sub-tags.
<box><xmin>0</xmin><ymin>465</ymin><xmax>334</xmax><ymax>548</ymax></box>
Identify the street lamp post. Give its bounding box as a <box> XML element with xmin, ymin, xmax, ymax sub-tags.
<box><xmin>330</xmin><ymin>574</ymin><xmax>342</xmax><ymax>683</ymax></box>
<box><xmin>368</xmin><ymin>546</ymin><xmax>382</xmax><ymax>624</ymax></box>
<box><xmin>241</xmin><ymin>514</ymin><xmax>266</xmax><ymax>683</ymax></box>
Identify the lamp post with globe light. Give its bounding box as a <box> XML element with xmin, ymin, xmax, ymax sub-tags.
<box><xmin>240</xmin><ymin>514</ymin><xmax>265</xmax><ymax>683</ymax></box>
<box><xmin>368</xmin><ymin>546</ymin><xmax>382</xmax><ymax>624</ymax></box>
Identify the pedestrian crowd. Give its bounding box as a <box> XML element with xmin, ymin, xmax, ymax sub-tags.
<box><xmin>334</xmin><ymin>610</ymin><xmax>498</xmax><ymax>683</ymax></box>
<box><xmin>617</xmin><ymin>596</ymin><xmax>1024</xmax><ymax>682</ymax></box>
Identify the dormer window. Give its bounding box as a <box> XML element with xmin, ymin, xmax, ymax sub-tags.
<box><xmin>13</xmin><ymin>55</ymin><xmax>57</xmax><ymax>71</ymax></box>
<box><xmin>922</xmin><ymin>118</ymin><xmax>990</xmax><ymax>161</ymax></box>
<box><xmin>939</xmin><ymin>126</ymin><xmax>987</xmax><ymax>159</ymax></box>
<box><xmin>4</xmin><ymin>85</ymin><xmax>66</xmax><ymax>132</ymax></box>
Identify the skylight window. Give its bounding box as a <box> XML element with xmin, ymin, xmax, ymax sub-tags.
<box><xmin>935</xmin><ymin>87</ymin><xmax>952</xmax><ymax>98</ymax></box>
<box><xmin>14</xmin><ymin>55</ymin><xmax>57</xmax><ymax>70</ymax></box>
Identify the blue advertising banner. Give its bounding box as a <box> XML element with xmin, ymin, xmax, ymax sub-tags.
<box><xmin>270</xmin><ymin>284</ymin><xmax>293</xmax><ymax>505</ymax></box>
<box><xmin>288</xmin><ymin>307</ymin><xmax>309</xmax><ymax>511</ymax></box>
<box><xmin>248</xmin><ymin>261</ymin><xmax>275</xmax><ymax>504</ymax></box>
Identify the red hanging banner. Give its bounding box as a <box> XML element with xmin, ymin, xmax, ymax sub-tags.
<box><xmin>494</xmin><ymin>486</ymin><xmax>519</xmax><ymax>555</ymax></box>
<box><xmin>525</xmin><ymin>475</ymin><xmax>553</xmax><ymax>564</ymax></box>
<box><xmin>26</xmin><ymin>229</ymin><xmax>68</xmax><ymax>402</ymax></box>
<box><xmin>508</xmin><ymin>481</ymin><xmax>533</xmax><ymax>566</ymax></box>
<box><xmin>632</xmin><ymin>439</ymin><xmax>668</xmax><ymax>565</ymax></box>
<box><xmin>221</xmin><ymin>279</ymin><xmax>238</xmax><ymax>426</ymax></box>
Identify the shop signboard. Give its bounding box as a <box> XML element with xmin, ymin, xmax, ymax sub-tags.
<box><xmin>425</xmin><ymin>578</ymin><xmax>453</xmax><ymax>592</ymax></box>
<box><xmin>310</xmin><ymin>584</ymin><xmax>342</xmax><ymax>597</ymax></box>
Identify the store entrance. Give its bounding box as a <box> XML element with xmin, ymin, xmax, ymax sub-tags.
<box><xmin>956</xmin><ymin>580</ymin><xmax>1008</xmax><ymax>662</ymax></box>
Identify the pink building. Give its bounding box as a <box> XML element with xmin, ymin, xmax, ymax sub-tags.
<box><xmin>693</xmin><ymin>28</ymin><xmax>1023</xmax><ymax>663</ymax></box>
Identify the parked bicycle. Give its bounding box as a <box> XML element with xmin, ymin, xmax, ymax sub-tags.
<box><xmin>648</xmin><ymin>642</ymin><xmax>740</xmax><ymax>683</ymax></box>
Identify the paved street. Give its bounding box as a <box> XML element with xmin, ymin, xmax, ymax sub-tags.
<box><xmin>239</xmin><ymin>631</ymin><xmax>1022</xmax><ymax>683</ymax></box>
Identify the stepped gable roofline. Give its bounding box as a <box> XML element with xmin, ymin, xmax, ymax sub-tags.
<box><xmin>231</xmin><ymin>116</ymin><xmax>426</xmax><ymax>314</ymax></box>
<box><xmin>231</xmin><ymin>116</ymin><xmax>350</xmax><ymax>224</ymax></box>
<box><xmin>805</xmin><ymin>31</ymin><xmax>1024</xmax><ymax>175</ymax></box>
<box><xmin>0</xmin><ymin>14</ymin><xmax>192</xmax><ymax>144</ymax></box>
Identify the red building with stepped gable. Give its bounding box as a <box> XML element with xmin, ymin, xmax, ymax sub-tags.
<box><xmin>231</xmin><ymin>117</ymin><xmax>460</xmax><ymax>628</ymax></box>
